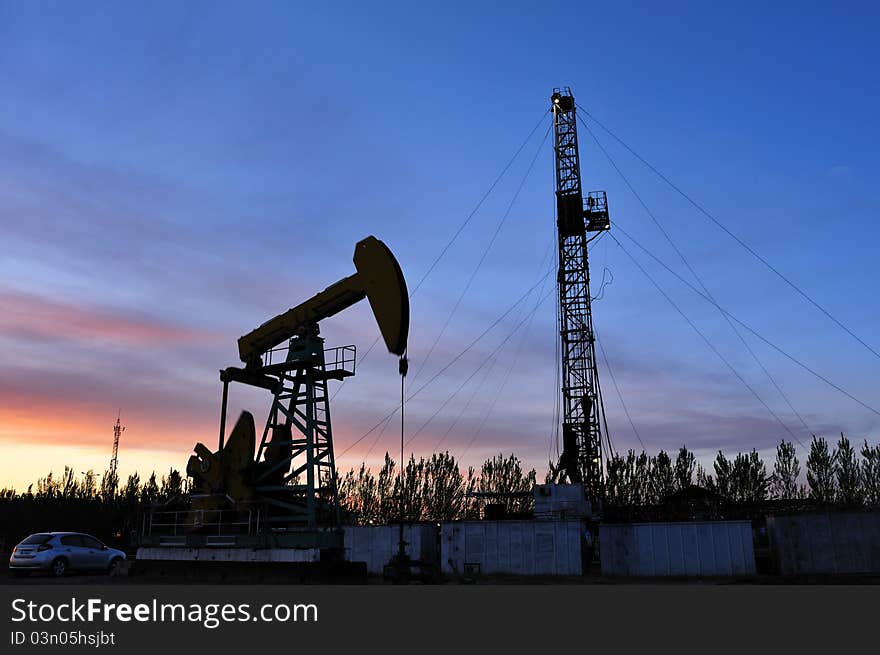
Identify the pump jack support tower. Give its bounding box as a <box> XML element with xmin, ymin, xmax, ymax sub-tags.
<box><xmin>551</xmin><ymin>87</ymin><xmax>611</xmax><ymax>500</ymax></box>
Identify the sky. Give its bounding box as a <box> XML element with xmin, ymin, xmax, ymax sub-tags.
<box><xmin>0</xmin><ymin>1</ymin><xmax>878</xmax><ymax>491</ymax></box>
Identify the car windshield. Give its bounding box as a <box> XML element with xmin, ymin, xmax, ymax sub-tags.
<box><xmin>20</xmin><ymin>534</ymin><xmax>52</xmax><ymax>545</ymax></box>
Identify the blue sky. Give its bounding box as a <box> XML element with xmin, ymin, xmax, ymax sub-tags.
<box><xmin>0</xmin><ymin>1</ymin><xmax>878</xmax><ymax>488</ymax></box>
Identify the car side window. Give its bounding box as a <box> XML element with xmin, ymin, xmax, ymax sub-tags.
<box><xmin>60</xmin><ymin>535</ymin><xmax>83</xmax><ymax>547</ymax></box>
<box><xmin>80</xmin><ymin>536</ymin><xmax>104</xmax><ymax>549</ymax></box>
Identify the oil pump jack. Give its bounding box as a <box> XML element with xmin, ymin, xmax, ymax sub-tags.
<box><xmin>184</xmin><ymin>235</ymin><xmax>408</xmax><ymax>549</ymax></box>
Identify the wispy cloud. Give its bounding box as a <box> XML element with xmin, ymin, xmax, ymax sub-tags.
<box><xmin>0</xmin><ymin>289</ymin><xmax>216</xmax><ymax>346</ymax></box>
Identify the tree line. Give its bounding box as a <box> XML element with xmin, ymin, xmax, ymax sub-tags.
<box><xmin>337</xmin><ymin>452</ymin><xmax>536</xmax><ymax>524</ymax></box>
<box><xmin>0</xmin><ymin>454</ymin><xmax>537</xmax><ymax>546</ymax></box>
<box><xmin>1</xmin><ymin>434</ymin><xmax>878</xmax><ymax>547</ymax></box>
<box><xmin>0</xmin><ymin>466</ymin><xmax>186</xmax><ymax>551</ymax></box>
<box><xmin>602</xmin><ymin>434</ymin><xmax>880</xmax><ymax>507</ymax></box>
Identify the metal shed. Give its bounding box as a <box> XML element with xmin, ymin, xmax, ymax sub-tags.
<box><xmin>533</xmin><ymin>483</ymin><xmax>591</xmax><ymax>520</ymax></box>
<box><xmin>767</xmin><ymin>511</ymin><xmax>880</xmax><ymax>575</ymax></box>
<box><xmin>600</xmin><ymin>521</ymin><xmax>756</xmax><ymax>577</ymax></box>
<box><xmin>343</xmin><ymin>524</ymin><xmax>438</xmax><ymax>575</ymax></box>
<box><xmin>441</xmin><ymin>520</ymin><xmax>583</xmax><ymax>576</ymax></box>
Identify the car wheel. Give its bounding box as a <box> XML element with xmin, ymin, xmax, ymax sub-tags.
<box><xmin>108</xmin><ymin>557</ymin><xmax>123</xmax><ymax>575</ymax></box>
<box><xmin>51</xmin><ymin>557</ymin><xmax>68</xmax><ymax>577</ymax></box>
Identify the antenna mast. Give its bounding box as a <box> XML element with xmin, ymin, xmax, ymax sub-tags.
<box><xmin>110</xmin><ymin>411</ymin><xmax>124</xmax><ymax>482</ymax></box>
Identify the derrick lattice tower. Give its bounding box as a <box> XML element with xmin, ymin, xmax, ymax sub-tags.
<box><xmin>551</xmin><ymin>87</ymin><xmax>611</xmax><ymax>499</ymax></box>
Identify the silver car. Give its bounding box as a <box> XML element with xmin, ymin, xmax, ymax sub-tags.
<box><xmin>9</xmin><ymin>532</ymin><xmax>126</xmax><ymax>577</ymax></box>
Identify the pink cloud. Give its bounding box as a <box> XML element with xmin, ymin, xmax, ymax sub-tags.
<box><xmin>0</xmin><ymin>289</ymin><xmax>217</xmax><ymax>346</ymax></box>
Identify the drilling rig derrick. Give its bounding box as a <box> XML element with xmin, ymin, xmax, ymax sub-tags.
<box><xmin>551</xmin><ymin>87</ymin><xmax>610</xmax><ymax>502</ymax></box>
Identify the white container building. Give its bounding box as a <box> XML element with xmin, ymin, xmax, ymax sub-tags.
<box><xmin>600</xmin><ymin>521</ymin><xmax>756</xmax><ymax>577</ymax></box>
<box><xmin>767</xmin><ymin>511</ymin><xmax>880</xmax><ymax>575</ymax></box>
<box><xmin>441</xmin><ymin>520</ymin><xmax>583</xmax><ymax>576</ymax></box>
<box><xmin>343</xmin><ymin>524</ymin><xmax>438</xmax><ymax>575</ymax></box>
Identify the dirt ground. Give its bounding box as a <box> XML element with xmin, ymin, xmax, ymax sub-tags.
<box><xmin>5</xmin><ymin>567</ymin><xmax>880</xmax><ymax>585</ymax></box>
